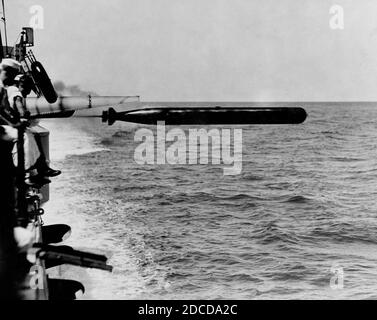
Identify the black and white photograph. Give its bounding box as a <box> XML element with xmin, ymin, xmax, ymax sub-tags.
<box><xmin>0</xmin><ymin>0</ymin><xmax>376</xmax><ymax>308</ymax></box>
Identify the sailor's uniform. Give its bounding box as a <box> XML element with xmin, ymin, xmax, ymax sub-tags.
<box><xmin>0</xmin><ymin>85</ymin><xmax>40</xmax><ymax>169</ymax></box>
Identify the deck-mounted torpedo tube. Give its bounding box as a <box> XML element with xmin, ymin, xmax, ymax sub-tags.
<box><xmin>25</xmin><ymin>95</ymin><xmax>141</xmax><ymax>118</ymax></box>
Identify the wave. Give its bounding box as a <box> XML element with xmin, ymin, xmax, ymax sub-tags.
<box><xmin>310</xmin><ymin>224</ymin><xmax>377</xmax><ymax>245</ymax></box>
<box><xmin>251</xmin><ymin>222</ymin><xmax>301</xmax><ymax>245</ymax></box>
<box><xmin>284</xmin><ymin>195</ymin><xmax>310</xmax><ymax>203</ymax></box>
<box><xmin>241</xmin><ymin>174</ymin><xmax>264</xmax><ymax>181</ymax></box>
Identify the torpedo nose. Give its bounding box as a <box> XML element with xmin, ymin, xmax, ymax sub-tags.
<box><xmin>292</xmin><ymin>107</ymin><xmax>307</xmax><ymax>124</ymax></box>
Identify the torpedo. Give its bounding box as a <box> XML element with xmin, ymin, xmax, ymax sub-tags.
<box><xmin>102</xmin><ymin>106</ymin><xmax>307</xmax><ymax>125</ymax></box>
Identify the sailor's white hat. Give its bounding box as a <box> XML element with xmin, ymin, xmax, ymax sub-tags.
<box><xmin>0</xmin><ymin>58</ymin><xmax>22</xmax><ymax>71</ymax></box>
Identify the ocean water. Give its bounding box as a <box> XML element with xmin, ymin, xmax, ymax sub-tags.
<box><xmin>43</xmin><ymin>102</ymin><xmax>377</xmax><ymax>299</ymax></box>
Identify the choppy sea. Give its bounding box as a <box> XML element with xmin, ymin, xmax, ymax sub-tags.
<box><xmin>43</xmin><ymin>102</ymin><xmax>377</xmax><ymax>299</ymax></box>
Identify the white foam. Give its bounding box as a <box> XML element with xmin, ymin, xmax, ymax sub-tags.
<box><xmin>40</xmin><ymin>119</ymin><xmax>108</xmax><ymax>161</ymax></box>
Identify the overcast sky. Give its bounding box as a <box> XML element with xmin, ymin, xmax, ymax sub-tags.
<box><xmin>6</xmin><ymin>0</ymin><xmax>377</xmax><ymax>101</ymax></box>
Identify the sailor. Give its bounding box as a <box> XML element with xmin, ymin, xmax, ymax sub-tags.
<box><xmin>0</xmin><ymin>58</ymin><xmax>60</xmax><ymax>187</ymax></box>
<box><xmin>15</xmin><ymin>73</ymin><xmax>61</xmax><ymax>178</ymax></box>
